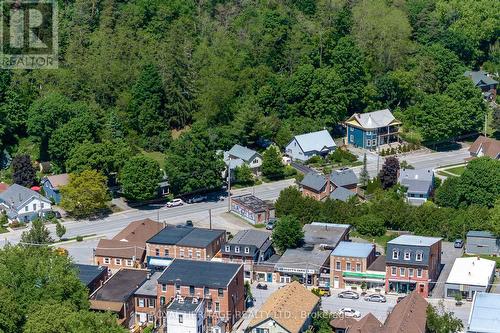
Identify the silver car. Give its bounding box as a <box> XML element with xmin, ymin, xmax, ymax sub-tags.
<box><xmin>364</xmin><ymin>294</ymin><xmax>387</xmax><ymax>303</ymax></box>
<box><xmin>338</xmin><ymin>291</ymin><xmax>360</xmax><ymax>299</ymax></box>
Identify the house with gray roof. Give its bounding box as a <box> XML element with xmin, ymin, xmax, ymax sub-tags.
<box><xmin>398</xmin><ymin>168</ymin><xmax>434</xmax><ymax>206</ymax></box>
<box><xmin>220</xmin><ymin>229</ymin><xmax>274</xmax><ymax>281</ymax></box>
<box><xmin>466</xmin><ymin>231</ymin><xmax>500</xmax><ymax>256</ymax></box>
<box><xmin>224</xmin><ymin>144</ymin><xmax>262</xmax><ymax>177</ymax></box>
<box><xmin>465</xmin><ymin>70</ymin><xmax>498</xmax><ymax>101</ymax></box>
<box><xmin>0</xmin><ymin>183</ymin><xmax>52</xmax><ymax>222</ymax></box>
<box><xmin>345</xmin><ymin>109</ymin><xmax>401</xmax><ymax>149</ymax></box>
<box><xmin>285</xmin><ymin>129</ymin><xmax>336</xmax><ymax>161</ymax></box>
<box><xmin>300</xmin><ymin>168</ymin><xmax>358</xmax><ymax>202</ymax></box>
<box><xmin>134</xmin><ymin>272</ymin><xmax>162</xmax><ymax>327</ymax></box>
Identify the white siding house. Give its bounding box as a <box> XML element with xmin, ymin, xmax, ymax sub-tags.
<box><xmin>166</xmin><ymin>297</ymin><xmax>205</xmax><ymax>333</ymax></box>
<box><xmin>285</xmin><ymin>130</ymin><xmax>336</xmax><ymax>161</ymax></box>
<box><xmin>0</xmin><ymin>184</ymin><xmax>52</xmax><ymax>222</ymax></box>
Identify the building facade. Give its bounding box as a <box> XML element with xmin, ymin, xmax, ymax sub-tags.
<box><xmin>345</xmin><ymin>109</ymin><xmax>401</xmax><ymax>149</ymax></box>
<box><xmin>398</xmin><ymin>168</ymin><xmax>434</xmax><ymax>206</ymax></box>
<box><xmin>230</xmin><ymin>194</ymin><xmax>275</xmax><ymax>225</ymax></box>
<box><xmin>165</xmin><ymin>297</ymin><xmax>205</xmax><ymax>333</ymax></box>
<box><xmin>385</xmin><ymin>235</ymin><xmax>442</xmax><ymax>297</ymax></box>
<box><xmin>445</xmin><ymin>257</ymin><xmax>496</xmax><ymax>300</ymax></box>
<box><xmin>134</xmin><ymin>272</ymin><xmax>162</xmax><ymax>329</ymax></box>
<box><xmin>40</xmin><ymin>173</ymin><xmax>69</xmax><ymax>204</ymax></box>
<box><xmin>0</xmin><ymin>184</ymin><xmax>52</xmax><ymax>222</ymax></box>
<box><xmin>330</xmin><ymin>242</ymin><xmax>377</xmax><ymax>290</ymax></box>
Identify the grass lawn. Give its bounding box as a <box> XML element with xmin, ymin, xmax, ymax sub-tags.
<box><xmin>351</xmin><ymin>231</ymin><xmax>398</xmax><ymax>251</ymax></box>
<box><xmin>444</xmin><ymin>165</ymin><xmax>466</xmax><ymax>176</ymax></box>
<box><xmin>141</xmin><ymin>150</ymin><xmax>166</xmax><ymax>169</ymax></box>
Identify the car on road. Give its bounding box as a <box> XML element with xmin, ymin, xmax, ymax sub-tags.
<box><xmin>338</xmin><ymin>291</ymin><xmax>360</xmax><ymax>299</ymax></box>
<box><xmin>454</xmin><ymin>239</ymin><xmax>464</xmax><ymax>248</ymax></box>
<box><xmin>166</xmin><ymin>199</ymin><xmax>184</xmax><ymax>207</ymax></box>
<box><xmin>312</xmin><ymin>288</ymin><xmax>331</xmax><ymax>297</ymax></box>
<box><xmin>364</xmin><ymin>294</ymin><xmax>386</xmax><ymax>303</ymax></box>
<box><xmin>338</xmin><ymin>308</ymin><xmax>361</xmax><ymax>318</ymax></box>
<box><xmin>256</xmin><ymin>283</ymin><xmax>268</xmax><ymax>290</ymax></box>
<box><xmin>185</xmin><ymin>220</ymin><xmax>193</xmax><ymax>227</ymax></box>
<box><xmin>266</xmin><ymin>219</ymin><xmax>276</xmax><ymax>230</ymax></box>
<box><xmin>188</xmin><ymin>195</ymin><xmax>207</xmax><ymax>204</ymax></box>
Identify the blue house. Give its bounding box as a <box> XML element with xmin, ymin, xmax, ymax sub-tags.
<box><xmin>41</xmin><ymin>173</ymin><xmax>69</xmax><ymax>204</ymax></box>
<box><xmin>345</xmin><ymin>109</ymin><xmax>401</xmax><ymax>149</ymax></box>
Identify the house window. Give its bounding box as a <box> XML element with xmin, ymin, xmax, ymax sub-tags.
<box><xmin>25</xmin><ymin>206</ymin><xmax>28</xmax><ymax>212</ymax></box>
<box><xmin>207</xmin><ymin>300</ymin><xmax>212</xmax><ymax>310</ymax></box>
<box><xmin>400</xmin><ymin>268</ymin><xmax>405</xmax><ymax>276</ymax></box>
<box><xmin>204</xmin><ymin>287</ymin><xmax>210</xmax><ymax>296</ymax></box>
<box><xmin>196</xmin><ymin>250</ymin><xmax>201</xmax><ymax>259</ymax></box>
<box><xmin>188</xmin><ymin>249</ymin><xmax>193</xmax><ymax>258</ymax></box>
<box><xmin>244</xmin><ymin>247</ymin><xmax>250</xmax><ymax>254</ymax></box>
<box><xmin>350</xmin><ymin>134</ymin><xmax>354</xmax><ymax>142</ymax></box>
<box><xmin>417</xmin><ymin>268</ymin><xmax>423</xmax><ymax>278</ymax></box>
<box><xmin>392</xmin><ymin>250</ymin><xmax>399</xmax><ymax>260</ymax></box>
<box><xmin>178</xmin><ymin>314</ymin><xmax>183</xmax><ymax>323</ymax></box>
<box><xmin>356</xmin><ymin>263</ymin><xmax>361</xmax><ymax>272</ymax></box>
<box><xmin>225</xmin><ymin>245</ymin><xmax>230</xmax><ymax>252</ymax></box>
<box><xmin>218</xmin><ymin>288</ymin><xmax>223</xmax><ymax>297</ymax></box>
<box><xmin>215</xmin><ymin>302</ymin><xmax>220</xmax><ymax>312</ymax></box>
<box><xmin>161</xmin><ymin>284</ymin><xmax>167</xmax><ymax>292</ymax></box>
<box><xmin>409</xmin><ymin>268</ymin><xmax>414</xmax><ymax>277</ymax></box>
<box><xmin>180</xmin><ymin>249</ymin><xmax>185</xmax><ymax>258</ymax></box>
<box><xmin>33</xmin><ymin>203</ymin><xmax>36</xmax><ymax>211</ymax></box>
<box><xmin>147</xmin><ymin>314</ymin><xmax>154</xmax><ymax>322</ymax></box>
<box><xmin>164</xmin><ymin>249</ymin><xmax>169</xmax><ymax>256</ymax></box>
<box><xmin>189</xmin><ymin>286</ymin><xmax>195</xmax><ymax>295</ymax></box>
<box><xmin>416</xmin><ymin>251</ymin><xmax>423</xmax><ymax>261</ymax></box>
<box><xmin>104</xmin><ymin>257</ymin><xmax>110</xmax><ymax>264</ymax></box>
<box><xmin>138</xmin><ymin>298</ymin><xmax>145</xmax><ymax>307</ymax></box>
<box><xmin>404</xmin><ymin>251</ymin><xmax>411</xmax><ymax>260</ymax></box>
<box><xmin>41</xmin><ymin>203</ymin><xmax>44</xmax><ymax>209</ymax></box>
<box><xmin>126</xmin><ymin>259</ymin><xmax>133</xmax><ymax>267</ymax></box>
<box><xmin>147</xmin><ymin>298</ymin><xmax>155</xmax><ymax>308</ymax></box>
<box><xmin>346</xmin><ymin>262</ymin><xmax>351</xmax><ymax>271</ymax></box>
<box><xmin>372</xmin><ymin>139</ymin><xmax>377</xmax><ymax>146</ymax></box>
<box><xmin>335</xmin><ymin>261</ymin><xmax>341</xmax><ymax>270</ymax></box>
<box><xmin>114</xmin><ymin>258</ymin><xmax>122</xmax><ymax>265</ymax></box>
<box><xmin>160</xmin><ymin>297</ymin><xmax>165</xmax><ymax>305</ymax></box>
<box><xmin>235</xmin><ymin>246</ymin><xmax>240</xmax><ymax>253</ymax></box>
<box><xmin>391</xmin><ymin>267</ymin><xmax>396</xmax><ymax>276</ymax></box>
<box><xmin>176</xmin><ymin>284</ymin><xmax>180</xmax><ymax>292</ymax></box>
<box><xmin>155</xmin><ymin>248</ymin><xmax>160</xmax><ymax>256</ymax></box>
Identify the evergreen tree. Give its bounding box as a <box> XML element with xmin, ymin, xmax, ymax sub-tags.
<box><xmin>262</xmin><ymin>146</ymin><xmax>285</xmax><ymax>180</ymax></box>
<box><xmin>359</xmin><ymin>153</ymin><xmax>370</xmax><ymax>187</ymax></box>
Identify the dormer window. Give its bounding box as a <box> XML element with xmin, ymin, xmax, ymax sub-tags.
<box><xmin>392</xmin><ymin>250</ymin><xmax>399</xmax><ymax>260</ymax></box>
<box><xmin>225</xmin><ymin>245</ymin><xmax>230</xmax><ymax>252</ymax></box>
<box><xmin>244</xmin><ymin>247</ymin><xmax>250</xmax><ymax>254</ymax></box>
<box><xmin>235</xmin><ymin>246</ymin><xmax>240</xmax><ymax>253</ymax></box>
<box><xmin>416</xmin><ymin>251</ymin><xmax>423</xmax><ymax>261</ymax></box>
<box><xmin>404</xmin><ymin>251</ymin><xmax>411</xmax><ymax>260</ymax></box>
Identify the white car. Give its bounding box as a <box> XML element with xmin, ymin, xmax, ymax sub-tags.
<box><xmin>166</xmin><ymin>199</ymin><xmax>184</xmax><ymax>207</ymax></box>
<box><xmin>338</xmin><ymin>308</ymin><xmax>361</xmax><ymax>318</ymax></box>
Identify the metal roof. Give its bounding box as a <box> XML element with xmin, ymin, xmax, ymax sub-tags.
<box><xmin>166</xmin><ymin>297</ymin><xmax>204</xmax><ymax>313</ymax></box>
<box><xmin>331</xmin><ymin>168</ymin><xmax>358</xmax><ymax>187</ymax></box>
<box><xmin>399</xmin><ymin>178</ymin><xmax>433</xmax><ymax>194</ymax></box>
<box><xmin>292</xmin><ymin>130</ymin><xmax>336</xmax><ymax>153</ymax></box>
<box><xmin>227</xmin><ymin>144</ymin><xmax>260</xmax><ymax>162</ymax></box>
<box><xmin>134</xmin><ymin>272</ymin><xmax>162</xmax><ymax>297</ymax></box>
<box><xmin>467</xmin><ymin>293</ymin><xmax>500</xmax><ymax>333</ymax></box>
<box><xmin>74</xmin><ymin>264</ymin><xmax>107</xmax><ymax>287</ymax></box>
<box><xmin>0</xmin><ymin>183</ymin><xmax>51</xmax><ymax>210</ymax></box>
<box><xmin>387</xmin><ymin>235</ymin><xmax>441</xmax><ymax>247</ymax></box>
<box><xmin>464</xmin><ymin>70</ymin><xmax>499</xmax><ymax>86</ymax></box>
<box><xmin>467</xmin><ymin>230</ymin><xmax>497</xmax><ymax>239</ymax></box>
<box><xmin>158</xmin><ymin>259</ymin><xmax>241</xmax><ymax>288</ymax></box>
<box><xmin>147</xmin><ymin>226</ymin><xmax>224</xmax><ymax>248</ymax></box>
<box><xmin>91</xmin><ymin>269</ymin><xmax>148</xmax><ymax>302</ymax></box>
<box><xmin>332</xmin><ymin>241</ymin><xmax>374</xmax><ymax>258</ymax></box>
<box><xmin>349</xmin><ymin>109</ymin><xmax>397</xmax><ymax>129</ymax></box>
<box><xmin>229</xmin><ymin>229</ymin><xmax>271</xmax><ymax>248</ymax></box>
<box><xmin>329</xmin><ymin>186</ymin><xmax>356</xmax><ymax>202</ymax></box>
<box><xmin>275</xmin><ymin>247</ymin><xmax>331</xmax><ymax>274</ymax></box>
<box><xmin>399</xmin><ymin>168</ymin><xmax>434</xmax><ymax>182</ymax></box>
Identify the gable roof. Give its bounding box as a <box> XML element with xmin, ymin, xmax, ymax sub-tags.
<box><xmin>331</xmin><ymin>168</ymin><xmax>358</xmax><ymax>187</ymax></box>
<box><xmin>229</xmin><ymin>229</ymin><xmax>271</xmax><ymax>248</ymax></box>
<box><xmin>300</xmin><ymin>172</ymin><xmax>328</xmax><ymax>191</ymax></box>
<box><xmin>158</xmin><ymin>259</ymin><xmax>241</xmax><ymax>288</ymax></box>
<box><xmin>464</xmin><ymin>70</ymin><xmax>499</xmax><ymax>86</ymax></box>
<box><xmin>290</xmin><ymin>130</ymin><xmax>336</xmax><ymax>153</ymax></box>
<box><xmin>43</xmin><ymin>173</ymin><xmax>70</xmax><ymax>189</ymax></box>
<box><xmin>329</xmin><ymin>186</ymin><xmax>356</xmax><ymax>202</ymax></box>
<box><xmin>228</xmin><ymin>144</ymin><xmax>260</xmax><ymax>162</ymax></box>
<box><xmin>346</xmin><ymin>109</ymin><xmax>399</xmax><ymax>130</ymax></box>
<box><xmin>0</xmin><ymin>183</ymin><xmax>51</xmax><ymax>210</ymax></box>
<box><xmin>382</xmin><ymin>291</ymin><xmax>427</xmax><ymax>333</ymax></box>
<box><xmin>113</xmin><ymin>219</ymin><xmax>164</xmax><ymax>243</ymax></box>
<box><xmin>248</xmin><ymin>281</ymin><xmax>319</xmax><ymax>333</ymax></box>
<box><xmin>350</xmin><ymin>313</ymin><xmax>383</xmax><ymax>332</ymax></box>
<box><xmin>469</xmin><ymin>136</ymin><xmax>500</xmax><ymax>159</ymax></box>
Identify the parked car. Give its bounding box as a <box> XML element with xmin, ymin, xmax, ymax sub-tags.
<box><xmin>266</xmin><ymin>219</ymin><xmax>276</xmax><ymax>230</ymax></box>
<box><xmin>166</xmin><ymin>199</ymin><xmax>184</xmax><ymax>207</ymax></box>
<box><xmin>312</xmin><ymin>288</ymin><xmax>331</xmax><ymax>297</ymax></box>
<box><xmin>188</xmin><ymin>195</ymin><xmax>207</xmax><ymax>204</ymax></box>
<box><xmin>364</xmin><ymin>294</ymin><xmax>386</xmax><ymax>303</ymax></box>
<box><xmin>454</xmin><ymin>239</ymin><xmax>464</xmax><ymax>248</ymax></box>
<box><xmin>256</xmin><ymin>283</ymin><xmax>268</xmax><ymax>290</ymax></box>
<box><xmin>43</xmin><ymin>210</ymin><xmax>61</xmax><ymax>219</ymax></box>
<box><xmin>338</xmin><ymin>308</ymin><xmax>361</xmax><ymax>318</ymax></box>
<box><xmin>185</xmin><ymin>220</ymin><xmax>193</xmax><ymax>227</ymax></box>
<box><xmin>338</xmin><ymin>291</ymin><xmax>360</xmax><ymax>299</ymax></box>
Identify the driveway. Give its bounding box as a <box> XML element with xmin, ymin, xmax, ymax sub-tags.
<box><xmin>430</xmin><ymin>242</ymin><xmax>464</xmax><ymax>299</ymax></box>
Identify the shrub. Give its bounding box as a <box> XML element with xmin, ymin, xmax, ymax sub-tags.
<box><xmin>306</xmin><ymin>156</ymin><xmax>322</xmax><ymax>165</ymax></box>
<box><xmin>76</xmin><ymin>235</ymin><xmax>83</xmax><ymax>242</ymax></box>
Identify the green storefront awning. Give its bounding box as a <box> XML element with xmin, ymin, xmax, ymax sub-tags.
<box><xmin>343</xmin><ymin>271</ymin><xmax>386</xmax><ymax>279</ymax></box>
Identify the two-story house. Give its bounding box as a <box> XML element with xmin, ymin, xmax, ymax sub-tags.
<box><xmin>300</xmin><ymin>168</ymin><xmax>358</xmax><ymax>202</ymax></box>
<box><xmin>134</xmin><ymin>272</ymin><xmax>162</xmax><ymax>329</ymax></box>
<box><xmin>398</xmin><ymin>168</ymin><xmax>434</xmax><ymax>206</ymax></box>
<box><xmin>385</xmin><ymin>235</ymin><xmax>442</xmax><ymax>297</ymax></box>
<box><xmin>285</xmin><ymin>130</ymin><xmax>337</xmax><ymax>161</ymax></box>
<box><xmin>465</xmin><ymin>70</ymin><xmax>498</xmax><ymax>100</ymax></box>
<box><xmin>224</xmin><ymin>144</ymin><xmax>263</xmax><ymax>177</ymax></box>
<box><xmin>40</xmin><ymin>173</ymin><xmax>69</xmax><ymax>204</ymax></box>
<box><xmin>345</xmin><ymin>109</ymin><xmax>401</xmax><ymax>149</ymax></box>
<box><xmin>145</xmin><ymin>226</ymin><xmax>225</xmax><ymax>268</ymax></box>
<box><xmin>468</xmin><ymin>136</ymin><xmax>500</xmax><ymax>160</ymax></box>
<box><xmin>0</xmin><ymin>184</ymin><xmax>52</xmax><ymax>222</ymax></box>
<box><xmin>157</xmin><ymin>259</ymin><xmax>245</xmax><ymax>333</ymax></box>
<box><xmin>165</xmin><ymin>296</ymin><xmax>205</xmax><ymax>333</ymax></box>
<box><xmin>219</xmin><ymin>229</ymin><xmax>274</xmax><ymax>281</ymax></box>
<box><xmin>330</xmin><ymin>242</ymin><xmax>382</xmax><ymax>290</ymax></box>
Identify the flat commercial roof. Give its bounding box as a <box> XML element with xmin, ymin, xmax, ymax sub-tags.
<box><xmin>232</xmin><ymin>194</ymin><xmax>272</xmax><ymax>212</ymax></box>
<box><xmin>468</xmin><ymin>293</ymin><xmax>500</xmax><ymax>333</ymax></box>
<box><xmin>387</xmin><ymin>235</ymin><xmax>441</xmax><ymax>247</ymax></box>
<box><xmin>446</xmin><ymin>257</ymin><xmax>495</xmax><ymax>287</ymax></box>
<box><xmin>303</xmin><ymin>222</ymin><xmax>351</xmax><ymax>247</ymax></box>
<box><xmin>91</xmin><ymin>269</ymin><xmax>148</xmax><ymax>302</ymax></box>
<box><xmin>276</xmin><ymin>246</ymin><xmax>331</xmax><ymax>274</ymax></box>
<box><xmin>332</xmin><ymin>241</ymin><xmax>374</xmax><ymax>258</ymax></box>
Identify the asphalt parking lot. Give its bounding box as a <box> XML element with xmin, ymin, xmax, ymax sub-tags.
<box><xmin>430</xmin><ymin>241</ymin><xmax>464</xmax><ymax>299</ymax></box>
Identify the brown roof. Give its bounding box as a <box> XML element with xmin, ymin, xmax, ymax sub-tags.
<box><xmin>249</xmin><ymin>281</ymin><xmax>320</xmax><ymax>333</ymax></box>
<box><xmin>330</xmin><ymin>313</ymin><xmax>382</xmax><ymax>332</ymax></box>
<box><xmin>89</xmin><ymin>299</ymin><xmax>124</xmax><ymax>312</ymax></box>
<box><xmin>330</xmin><ymin>317</ymin><xmax>357</xmax><ymax>329</ymax></box>
<box><xmin>45</xmin><ymin>173</ymin><xmax>70</xmax><ymax>189</ymax></box>
<box><xmin>0</xmin><ymin>183</ymin><xmax>9</xmax><ymax>193</ymax></box>
<box><xmin>382</xmin><ymin>291</ymin><xmax>428</xmax><ymax>333</ymax></box>
<box><xmin>469</xmin><ymin>136</ymin><xmax>500</xmax><ymax>159</ymax></box>
<box><xmin>112</xmin><ymin>219</ymin><xmax>163</xmax><ymax>243</ymax></box>
<box><xmin>368</xmin><ymin>255</ymin><xmax>386</xmax><ymax>272</ymax></box>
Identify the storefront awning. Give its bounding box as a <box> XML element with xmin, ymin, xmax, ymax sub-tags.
<box><xmin>343</xmin><ymin>271</ymin><xmax>385</xmax><ymax>279</ymax></box>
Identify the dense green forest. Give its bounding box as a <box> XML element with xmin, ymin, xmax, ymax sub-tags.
<box><xmin>0</xmin><ymin>0</ymin><xmax>498</xmax><ymax>194</ymax></box>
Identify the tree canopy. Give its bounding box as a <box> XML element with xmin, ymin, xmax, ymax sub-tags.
<box><xmin>119</xmin><ymin>156</ymin><xmax>162</xmax><ymax>201</ymax></box>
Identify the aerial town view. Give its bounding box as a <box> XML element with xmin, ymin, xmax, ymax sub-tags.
<box><xmin>0</xmin><ymin>0</ymin><xmax>499</xmax><ymax>332</ymax></box>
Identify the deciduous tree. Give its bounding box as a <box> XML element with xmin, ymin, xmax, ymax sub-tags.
<box><xmin>119</xmin><ymin>156</ymin><xmax>162</xmax><ymax>201</ymax></box>
<box><xmin>379</xmin><ymin>157</ymin><xmax>400</xmax><ymax>189</ymax></box>
<box><xmin>272</xmin><ymin>216</ymin><xmax>304</xmax><ymax>253</ymax></box>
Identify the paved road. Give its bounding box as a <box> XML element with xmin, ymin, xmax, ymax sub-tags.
<box><xmin>430</xmin><ymin>242</ymin><xmax>464</xmax><ymax>299</ymax></box>
<box><xmin>0</xmin><ymin>179</ymin><xmax>295</xmax><ymax>247</ymax></box>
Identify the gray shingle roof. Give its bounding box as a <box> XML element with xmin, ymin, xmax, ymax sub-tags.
<box><xmin>91</xmin><ymin>269</ymin><xmax>148</xmax><ymax>302</ymax></box>
<box><xmin>467</xmin><ymin>230</ymin><xmax>496</xmax><ymax>239</ymax></box>
<box><xmin>350</xmin><ymin>109</ymin><xmax>396</xmax><ymax>129</ymax></box>
<box><xmin>300</xmin><ymin>172</ymin><xmax>327</xmax><ymax>191</ymax></box>
<box><xmin>147</xmin><ymin>226</ymin><xmax>224</xmax><ymax>248</ymax></box>
<box><xmin>0</xmin><ymin>183</ymin><xmax>51</xmax><ymax>210</ymax></box>
<box><xmin>167</xmin><ymin>297</ymin><xmax>204</xmax><ymax>313</ymax></box>
<box><xmin>399</xmin><ymin>168</ymin><xmax>433</xmax><ymax>194</ymax></box>
<box><xmin>330</xmin><ymin>187</ymin><xmax>356</xmax><ymax>202</ymax></box>
<box><xmin>229</xmin><ymin>229</ymin><xmax>271</xmax><ymax>248</ymax></box>
<box><xmin>303</xmin><ymin>222</ymin><xmax>351</xmax><ymax>247</ymax></box>
<box><xmin>400</xmin><ymin>178</ymin><xmax>433</xmax><ymax>194</ymax></box>
<box><xmin>292</xmin><ymin>130</ymin><xmax>336</xmax><ymax>153</ymax></box>
<box><xmin>464</xmin><ymin>70</ymin><xmax>499</xmax><ymax>86</ymax></box>
<box><xmin>134</xmin><ymin>272</ymin><xmax>162</xmax><ymax>297</ymax></box>
<box><xmin>158</xmin><ymin>259</ymin><xmax>241</xmax><ymax>288</ymax></box>
<box><xmin>331</xmin><ymin>169</ymin><xmax>358</xmax><ymax>187</ymax></box>
<box><xmin>228</xmin><ymin>144</ymin><xmax>260</xmax><ymax>162</ymax></box>
<box><xmin>74</xmin><ymin>264</ymin><xmax>107</xmax><ymax>287</ymax></box>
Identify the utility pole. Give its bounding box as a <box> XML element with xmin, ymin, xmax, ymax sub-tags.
<box><xmin>484</xmin><ymin>112</ymin><xmax>488</xmax><ymax>136</ymax></box>
<box><xmin>209</xmin><ymin>209</ymin><xmax>212</xmax><ymax>230</ymax></box>
<box><xmin>227</xmin><ymin>167</ymin><xmax>231</xmax><ymax>212</ymax></box>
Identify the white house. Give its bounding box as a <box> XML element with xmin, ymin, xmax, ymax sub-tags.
<box><xmin>0</xmin><ymin>184</ymin><xmax>52</xmax><ymax>222</ymax></box>
<box><xmin>166</xmin><ymin>297</ymin><xmax>205</xmax><ymax>333</ymax></box>
<box><xmin>285</xmin><ymin>130</ymin><xmax>336</xmax><ymax>161</ymax></box>
<box><xmin>224</xmin><ymin>144</ymin><xmax>263</xmax><ymax>178</ymax></box>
